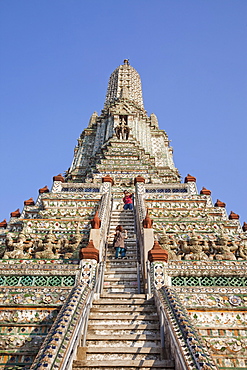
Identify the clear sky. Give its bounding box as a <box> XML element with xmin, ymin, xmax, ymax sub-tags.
<box><xmin>0</xmin><ymin>0</ymin><xmax>246</xmax><ymax>225</ymax></box>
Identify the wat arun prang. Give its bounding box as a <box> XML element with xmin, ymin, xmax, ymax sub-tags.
<box><xmin>0</xmin><ymin>60</ymin><xmax>247</xmax><ymax>370</ymax></box>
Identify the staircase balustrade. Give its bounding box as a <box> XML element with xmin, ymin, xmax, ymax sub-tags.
<box><xmin>97</xmin><ymin>182</ymin><xmax>112</xmax><ymax>261</ymax></box>
<box><xmin>30</xmin><ymin>283</ymin><xmax>94</xmax><ymax>370</ymax></box>
<box><xmin>134</xmin><ymin>181</ymin><xmax>147</xmax><ymax>291</ymax></box>
<box><xmin>154</xmin><ymin>289</ymin><xmax>187</xmax><ymax>370</ymax></box>
<box><xmin>153</xmin><ymin>287</ymin><xmax>218</xmax><ymax>370</ymax></box>
<box><xmin>146</xmin><ymin>260</ymin><xmax>152</xmax><ymax>296</ymax></box>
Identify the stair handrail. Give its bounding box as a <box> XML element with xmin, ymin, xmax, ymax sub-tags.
<box><xmin>154</xmin><ymin>287</ymin><xmax>218</xmax><ymax>370</ymax></box>
<box><xmin>146</xmin><ymin>260</ymin><xmax>152</xmax><ymax>296</ymax></box>
<box><xmin>62</xmin><ymin>289</ymin><xmax>94</xmax><ymax>370</ymax></box>
<box><xmin>95</xmin><ymin>194</ymin><xmax>113</xmax><ymax>294</ymax></box>
<box><xmin>30</xmin><ymin>283</ymin><xmax>93</xmax><ymax>370</ymax></box>
<box><xmin>98</xmin><ymin>183</ymin><xmax>112</xmax><ymax>261</ymax></box>
<box><xmin>94</xmin><ymin>260</ymin><xmax>104</xmax><ymax>294</ymax></box>
<box><xmin>154</xmin><ymin>291</ymin><xmax>187</xmax><ymax>369</ymax></box>
<box><xmin>136</xmin><ymin>260</ymin><xmax>141</xmax><ymax>294</ymax></box>
<box><xmin>134</xmin><ymin>182</ymin><xmax>146</xmax><ymax>289</ymax></box>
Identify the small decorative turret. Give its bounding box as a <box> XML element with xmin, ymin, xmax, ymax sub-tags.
<box><xmin>79</xmin><ymin>240</ymin><xmax>99</xmax><ymax>262</ymax></box>
<box><xmin>243</xmin><ymin>222</ymin><xmax>247</xmax><ymax>232</ymax></box>
<box><xmin>200</xmin><ymin>187</ymin><xmax>211</xmax><ymax>195</ymax></box>
<box><xmin>184</xmin><ymin>174</ymin><xmax>196</xmax><ymax>183</ymax></box>
<box><xmin>143</xmin><ymin>208</ymin><xmax>153</xmax><ymax>229</ymax></box>
<box><xmin>0</xmin><ymin>219</ymin><xmax>7</xmax><ymax>228</ymax></box>
<box><xmin>39</xmin><ymin>185</ymin><xmax>49</xmax><ymax>194</ymax></box>
<box><xmin>91</xmin><ymin>210</ymin><xmax>101</xmax><ymax>229</ymax></box>
<box><xmin>102</xmin><ymin>175</ymin><xmax>114</xmax><ymax>185</ymax></box>
<box><xmin>88</xmin><ymin>112</ymin><xmax>98</xmax><ymax>127</ymax></box>
<box><xmin>24</xmin><ymin>198</ymin><xmax>35</xmax><ymax>206</ymax></box>
<box><xmin>10</xmin><ymin>209</ymin><xmax>21</xmax><ymax>218</ymax></box>
<box><xmin>53</xmin><ymin>174</ymin><xmax>65</xmax><ymax>182</ymax></box>
<box><xmin>229</xmin><ymin>211</ymin><xmax>239</xmax><ymax>220</ymax></box>
<box><xmin>150</xmin><ymin>113</ymin><xmax>159</xmax><ymax>129</ymax></box>
<box><xmin>148</xmin><ymin>240</ymin><xmax>168</xmax><ymax>262</ymax></box>
<box><xmin>134</xmin><ymin>175</ymin><xmax>145</xmax><ymax>185</ymax></box>
<box><xmin>214</xmin><ymin>199</ymin><xmax>226</xmax><ymax>208</ymax></box>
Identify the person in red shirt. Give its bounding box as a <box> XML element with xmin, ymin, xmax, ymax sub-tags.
<box><xmin>123</xmin><ymin>190</ymin><xmax>133</xmax><ymax>210</ymax></box>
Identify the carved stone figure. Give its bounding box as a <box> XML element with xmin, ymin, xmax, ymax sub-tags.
<box><xmin>123</xmin><ymin>124</ymin><xmax>130</xmax><ymax>140</ymax></box>
<box><xmin>239</xmin><ymin>236</ymin><xmax>247</xmax><ymax>260</ymax></box>
<box><xmin>159</xmin><ymin>231</ymin><xmax>180</xmax><ymax>260</ymax></box>
<box><xmin>35</xmin><ymin>231</ymin><xmax>58</xmax><ymax>259</ymax></box>
<box><xmin>115</xmin><ymin>124</ymin><xmax>123</xmax><ymax>139</ymax></box>
<box><xmin>213</xmin><ymin>235</ymin><xmax>237</xmax><ymax>260</ymax></box>
<box><xmin>3</xmin><ymin>232</ymin><xmax>32</xmax><ymax>259</ymax></box>
<box><xmin>181</xmin><ymin>231</ymin><xmax>209</xmax><ymax>260</ymax></box>
<box><xmin>58</xmin><ymin>225</ymin><xmax>82</xmax><ymax>259</ymax></box>
<box><xmin>57</xmin><ymin>236</ymin><xmax>70</xmax><ymax>255</ymax></box>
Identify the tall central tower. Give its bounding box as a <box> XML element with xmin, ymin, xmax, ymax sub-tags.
<box><xmin>67</xmin><ymin>60</ymin><xmax>180</xmax><ymax>186</ymax></box>
<box><xmin>0</xmin><ymin>60</ymin><xmax>246</xmax><ymax>370</ymax></box>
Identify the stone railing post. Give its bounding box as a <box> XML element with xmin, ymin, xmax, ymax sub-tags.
<box><xmin>134</xmin><ymin>177</ymin><xmax>155</xmax><ymax>285</ymax></box>
<box><xmin>51</xmin><ymin>174</ymin><xmax>65</xmax><ymax>193</ymax></box>
<box><xmin>94</xmin><ymin>176</ymin><xmax>113</xmax><ymax>261</ymax></box>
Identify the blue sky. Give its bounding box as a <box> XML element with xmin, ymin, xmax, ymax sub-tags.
<box><xmin>0</xmin><ymin>0</ymin><xmax>246</xmax><ymax>224</ymax></box>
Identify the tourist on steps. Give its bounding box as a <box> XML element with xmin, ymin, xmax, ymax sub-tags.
<box><xmin>123</xmin><ymin>190</ymin><xmax>133</xmax><ymax>210</ymax></box>
<box><xmin>108</xmin><ymin>225</ymin><xmax>127</xmax><ymax>259</ymax></box>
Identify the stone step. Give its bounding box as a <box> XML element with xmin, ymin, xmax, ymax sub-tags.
<box><xmin>111</xmin><ymin>211</ymin><xmax>134</xmax><ymax>215</ymax></box>
<box><xmin>103</xmin><ymin>284</ymin><xmax>139</xmax><ymax>291</ymax></box>
<box><xmin>107</xmin><ymin>256</ymin><xmax>138</xmax><ymax>266</ymax></box>
<box><xmin>106</xmin><ymin>259</ymin><xmax>138</xmax><ymax>265</ymax></box>
<box><xmin>109</xmin><ymin>218</ymin><xmax>134</xmax><ymax>221</ymax></box>
<box><xmin>106</xmin><ymin>255</ymin><xmax>138</xmax><ymax>260</ymax></box>
<box><xmin>89</xmin><ymin>314</ymin><xmax>158</xmax><ymax>321</ymax></box>
<box><xmin>103</xmin><ymin>281</ymin><xmax>139</xmax><ymax>287</ymax></box>
<box><xmin>90</xmin><ymin>306</ymin><xmax>157</xmax><ymax>313</ymax></box>
<box><xmin>103</xmin><ymin>277</ymin><xmax>139</xmax><ymax>284</ymax></box>
<box><xmin>87</xmin><ymin>324</ymin><xmax>159</xmax><ymax>335</ymax></box>
<box><xmin>109</xmin><ymin>222</ymin><xmax>134</xmax><ymax>226</ymax></box>
<box><xmin>105</xmin><ymin>271</ymin><xmax>137</xmax><ymax>278</ymax></box>
<box><xmin>82</xmin><ymin>347</ymin><xmax>162</xmax><ymax>361</ymax></box>
<box><xmin>98</xmin><ymin>293</ymin><xmax>147</xmax><ymax>299</ymax></box>
<box><xmin>85</xmin><ymin>347</ymin><xmax>161</xmax><ymax>354</ymax></box>
<box><xmin>111</xmin><ymin>217</ymin><xmax>135</xmax><ymax>220</ymax></box>
<box><xmin>86</xmin><ymin>333</ymin><xmax>161</xmax><ymax>341</ymax></box>
<box><xmin>90</xmin><ymin>308</ymin><xmax>158</xmax><ymax>321</ymax></box>
<box><xmin>106</xmin><ymin>258</ymin><xmax>138</xmax><ymax>262</ymax></box>
<box><xmin>110</xmin><ymin>212</ymin><xmax>134</xmax><ymax>214</ymax></box>
<box><xmin>103</xmin><ymin>280</ymin><xmax>139</xmax><ymax>286</ymax></box>
<box><xmin>105</xmin><ymin>264</ymin><xmax>137</xmax><ymax>270</ymax></box>
<box><xmin>102</xmin><ymin>287</ymin><xmax>139</xmax><ymax>294</ymax></box>
<box><xmin>109</xmin><ymin>221</ymin><xmax>134</xmax><ymax>224</ymax></box>
<box><xmin>94</xmin><ymin>300</ymin><xmax>152</xmax><ymax>307</ymax></box>
<box><xmin>104</xmin><ymin>273</ymin><xmax>139</xmax><ymax>278</ymax></box>
<box><xmin>108</xmin><ymin>234</ymin><xmax>135</xmax><ymax>238</ymax></box>
<box><xmin>109</xmin><ymin>222</ymin><xmax>134</xmax><ymax>225</ymax></box>
<box><xmin>104</xmin><ymin>274</ymin><xmax>138</xmax><ymax>279</ymax></box>
<box><xmin>73</xmin><ymin>359</ymin><xmax>174</xmax><ymax>370</ymax></box>
<box><xmin>109</xmin><ymin>228</ymin><xmax>135</xmax><ymax>232</ymax></box>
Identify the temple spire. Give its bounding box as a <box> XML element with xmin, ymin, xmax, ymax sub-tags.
<box><xmin>104</xmin><ymin>60</ymin><xmax>144</xmax><ymax>109</ymax></box>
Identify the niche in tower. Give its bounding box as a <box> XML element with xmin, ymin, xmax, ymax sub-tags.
<box><xmin>119</xmin><ymin>115</ymin><xmax>130</xmax><ymax>140</ymax></box>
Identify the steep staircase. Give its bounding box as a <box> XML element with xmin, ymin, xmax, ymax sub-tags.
<box><xmin>73</xmin><ymin>203</ymin><xmax>174</xmax><ymax>369</ymax></box>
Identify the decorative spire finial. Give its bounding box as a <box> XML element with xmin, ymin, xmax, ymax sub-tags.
<box><xmin>123</xmin><ymin>59</ymin><xmax>129</xmax><ymax>65</ymax></box>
